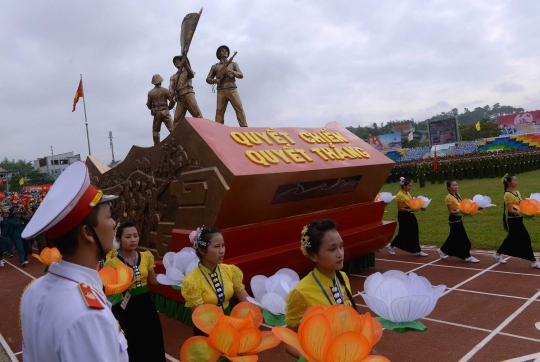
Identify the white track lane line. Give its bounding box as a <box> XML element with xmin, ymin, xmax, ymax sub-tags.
<box><xmin>502</xmin><ymin>352</ymin><xmax>540</xmax><ymax>362</ymax></box>
<box><xmin>452</xmin><ymin>288</ymin><xmax>531</xmax><ymax>301</ymax></box>
<box><xmin>377</xmin><ymin>256</ymin><xmax>540</xmax><ymax>277</ymax></box>
<box><xmin>353</xmin><ymin>301</ymin><xmax>540</xmax><ymax>344</ymax></box>
<box><xmin>0</xmin><ymin>333</ymin><xmax>18</xmax><ymax>362</ymax></box>
<box><xmin>405</xmin><ymin>258</ymin><xmax>442</xmax><ymax>274</ymax></box>
<box><xmin>458</xmin><ymin>289</ymin><xmax>540</xmax><ymax>362</ymax></box>
<box><xmin>3</xmin><ymin>259</ymin><xmax>36</xmax><ymax>280</ymax></box>
<box><xmin>442</xmin><ymin>257</ymin><xmax>510</xmax><ymax>297</ymax></box>
<box><xmin>165</xmin><ymin>353</ymin><xmax>180</xmax><ymax>362</ymax></box>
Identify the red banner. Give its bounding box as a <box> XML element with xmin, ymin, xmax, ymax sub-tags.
<box><xmin>498</xmin><ymin>110</ymin><xmax>540</xmax><ymax>135</ymax></box>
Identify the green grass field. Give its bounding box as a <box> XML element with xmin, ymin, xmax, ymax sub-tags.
<box><xmin>379</xmin><ymin>169</ymin><xmax>540</xmax><ymax>252</ymax></box>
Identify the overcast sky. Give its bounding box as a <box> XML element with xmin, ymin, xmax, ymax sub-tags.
<box><xmin>2</xmin><ymin>1</ymin><xmax>540</xmax><ymax>165</ymax></box>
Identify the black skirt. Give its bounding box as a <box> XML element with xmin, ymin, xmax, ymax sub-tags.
<box><xmin>497</xmin><ymin>216</ymin><xmax>536</xmax><ymax>261</ymax></box>
<box><xmin>391</xmin><ymin>211</ymin><xmax>421</xmax><ymax>253</ymax></box>
<box><xmin>112</xmin><ymin>291</ymin><xmax>165</xmax><ymax>362</ymax></box>
<box><xmin>440</xmin><ymin>215</ymin><xmax>471</xmax><ymax>259</ymax></box>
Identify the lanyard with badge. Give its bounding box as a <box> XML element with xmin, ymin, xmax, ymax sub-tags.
<box><xmin>199</xmin><ymin>264</ymin><xmax>225</xmax><ymax>309</ymax></box>
<box><xmin>311</xmin><ymin>271</ymin><xmax>345</xmax><ymax>305</ymax></box>
<box><xmin>120</xmin><ymin>252</ymin><xmax>140</xmax><ymax>310</ymax></box>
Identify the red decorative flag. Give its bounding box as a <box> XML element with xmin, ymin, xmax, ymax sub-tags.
<box><xmin>72</xmin><ymin>80</ymin><xmax>84</xmax><ymax>112</ymax></box>
<box><xmin>433</xmin><ymin>147</ymin><xmax>438</xmax><ymax>172</ymax></box>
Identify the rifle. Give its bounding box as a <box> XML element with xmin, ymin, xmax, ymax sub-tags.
<box><xmin>215</xmin><ymin>51</ymin><xmax>238</xmax><ymax>84</ymax></box>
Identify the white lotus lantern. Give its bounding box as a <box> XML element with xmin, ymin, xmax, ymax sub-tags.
<box><xmin>528</xmin><ymin>193</ymin><xmax>540</xmax><ymax>204</ymax></box>
<box><xmin>472</xmin><ymin>194</ymin><xmax>496</xmax><ymax>209</ymax></box>
<box><xmin>246</xmin><ymin>268</ymin><xmax>300</xmax><ymax>326</ymax></box>
<box><xmin>417</xmin><ymin>195</ymin><xmax>431</xmax><ymax>209</ymax></box>
<box><xmin>377</xmin><ymin>192</ymin><xmax>396</xmax><ymax>205</ymax></box>
<box><xmin>157</xmin><ymin>247</ymin><xmax>199</xmax><ymax>289</ymax></box>
<box><xmin>360</xmin><ymin>270</ymin><xmax>446</xmax><ymax>333</ymax></box>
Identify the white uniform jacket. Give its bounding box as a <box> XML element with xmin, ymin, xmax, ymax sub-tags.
<box><xmin>21</xmin><ymin>259</ymin><xmax>129</xmax><ymax>362</ymax></box>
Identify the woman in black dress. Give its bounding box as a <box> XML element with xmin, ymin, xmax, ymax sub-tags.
<box><xmin>387</xmin><ymin>177</ymin><xmax>428</xmax><ymax>256</ymax></box>
<box><xmin>105</xmin><ymin>222</ymin><xmax>166</xmax><ymax>362</ymax></box>
<box><xmin>437</xmin><ymin>180</ymin><xmax>479</xmax><ymax>262</ymax></box>
<box><xmin>494</xmin><ymin>174</ymin><xmax>540</xmax><ymax>268</ymax></box>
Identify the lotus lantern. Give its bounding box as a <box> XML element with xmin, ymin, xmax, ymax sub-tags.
<box><xmin>375</xmin><ymin>192</ymin><xmax>396</xmax><ymax>205</ymax></box>
<box><xmin>528</xmin><ymin>193</ymin><xmax>540</xmax><ymax>204</ymax></box>
<box><xmin>180</xmin><ymin>302</ymin><xmax>280</xmax><ymax>362</ymax></box>
<box><xmin>99</xmin><ymin>263</ymin><xmax>144</xmax><ymax>296</ymax></box>
<box><xmin>472</xmin><ymin>195</ymin><xmax>496</xmax><ymax>209</ymax></box>
<box><xmin>515</xmin><ymin>199</ymin><xmax>540</xmax><ymax>219</ymax></box>
<box><xmin>417</xmin><ymin>195</ymin><xmax>431</xmax><ymax>209</ymax></box>
<box><xmin>360</xmin><ymin>270</ymin><xmax>446</xmax><ymax>333</ymax></box>
<box><xmin>157</xmin><ymin>248</ymin><xmax>199</xmax><ymax>289</ymax></box>
<box><xmin>31</xmin><ymin>247</ymin><xmax>62</xmax><ymax>272</ymax></box>
<box><xmin>406</xmin><ymin>198</ymin><xmax>425</xmax><ymax>211</ymax></box>
<box><xmin>458</xmin><ymin>199</ymin><xmax>481</xmax><ymax>217</ymax></box>
<box><xmin>246</xmin><ymin>268</ymin><xmax>300</xmax><ymax>326</ymax></box>
<box><xmin>272</xmin><ymin>304</ymin><xmax>389</xmax><ymax>362</ymax></box>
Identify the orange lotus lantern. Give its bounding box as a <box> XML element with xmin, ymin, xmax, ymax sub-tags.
<box><xmin>515</xmin><ymin>199</ymin><xmax>540</xmax><ymax>218</ymax></box>
<box><xmin>272</xmin><ymin>304</ymin><xmax>388</xmax><ymax>362</ymax></box>
<box><xmin>406</xmin><ymin>198</ymin><xmax>425</xmax><ymax>211</ymax></box>
<box><xmin>458</xmin><ymin>199</ymin><xmax>481</xmax><ymax>216</ymax></box>
<box><xmin>98</xmin><ymin>263</ymin><xmax>143</xmax><ymax>296</ymax></box>
<box><xmin>180</xmin><ymin>302</ymin><xmax>280</xmax><ymax>362</ymax></box>
<box><xmin>31</xmin><ymin>247</ymin><xmax>62</xmax><ymax>272</ymax></box>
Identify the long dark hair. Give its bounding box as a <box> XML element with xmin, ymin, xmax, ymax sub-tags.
<box><xmin>303</xmin><ymin>219</ymin><xmax>357</xmax><ymax>311</ymax></box>
<box><xmin>502</xmin><ymin>174</ymin><xmax>516</xmax><ymax>232</ymax></box>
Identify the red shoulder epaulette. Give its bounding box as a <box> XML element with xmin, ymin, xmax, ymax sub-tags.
<box><xmin>78</xmin><ymin>283</ymin><xmax>104</xmax><ymax>309</ymax></box>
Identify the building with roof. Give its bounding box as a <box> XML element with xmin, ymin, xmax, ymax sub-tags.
<box><xmin>33</xmin><ymin>151</ymin><xmax>81</xmax><ymax>177</ymax></box>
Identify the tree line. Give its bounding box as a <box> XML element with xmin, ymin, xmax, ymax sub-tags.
<box><xmin>0</xmin><ymin>157</ymin><xmax>55</xmax><ymax>192</ymax></box>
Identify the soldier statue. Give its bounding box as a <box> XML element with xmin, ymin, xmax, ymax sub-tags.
<box><xmin>169</xmin><ymin>55</ymin><xmax>203</xmax><ymax>128</ymax></box>
<box><xmin>206</xmin><ymin>45</ymin><xmax>248</xmax><ymax>127</ymax></box>
<box><xmin>146</xmin><ymin>74</ymin><xmax>175</xmax><ymax>145</ymax></box>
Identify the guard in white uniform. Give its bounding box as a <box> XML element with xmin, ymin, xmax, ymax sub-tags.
<box><xmin>20</xmin><ymin>161</ymin><xmax>129</xmax><ymax>362</ymax></box>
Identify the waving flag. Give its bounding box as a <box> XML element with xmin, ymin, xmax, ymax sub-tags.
<box><xmin>475</xmin><ymin>121</ymin><xmax>481</xmax><ymax>131</ymax></box>
<box><xmin>72</xmin><ymin>80</ymin><xmax>84</xmax><ymax>112</ymax></box>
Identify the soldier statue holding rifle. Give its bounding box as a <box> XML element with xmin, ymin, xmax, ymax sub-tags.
<box><xmin>206</xmin><ymin>45</ymin><xmax>248</xmax><ymax>127</ymax></box>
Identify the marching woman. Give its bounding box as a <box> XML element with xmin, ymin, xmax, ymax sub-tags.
<box><xmin>284</xmin><ymin>220</ymin><xmax>357</xmax><ymax>359</ymax></box>
<box><xmin>105</xmin><ymin>222</ymin><xmax>165</xmax><ymax>362</ymax></box>
<box><xmin>181</xmin><ymin>226</ymin><xmax>250</xmax><ymax>336</ymax></box>
<box><xmin>387</xmin><ymin>177</ymin><xmax>428</xmax><ymax>256</ymax></box>
<box><xmin>494</xmin><ymin>174</ymin><xmax>540</xmax><ymax>268</ymax></box>
<box><xmin>437</xmin><ymin>180</ymin><xmax>480</xmax><ymax>263</ymax></box>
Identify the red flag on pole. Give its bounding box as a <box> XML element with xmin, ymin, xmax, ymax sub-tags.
<box><xmin>433</xmin><ymin>147</ymin><xmax>438</xmax><ymax>172</ymax></box>
<box><xmin>72</xmin><ymin>80</ymin><xmax>84</xmax><ymax>112</ymax></box>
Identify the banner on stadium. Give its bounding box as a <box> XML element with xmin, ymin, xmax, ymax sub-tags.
<box><xmin>428</xmin><ymin>118</ymin><xmax>459</xmax><ymax>146</ymax></box>
<box><xmin>368</xmin><ymin>132</ymin><xmax>402</xmax><ymax>151</ymax></box>
<box><xmin>497</xmin><ymin>110</ymin><xmax>540</xmax><ymax>135</ymax></box>
<box><xmin>429</xmin><ymin>143</ymin><xmax>455</xmax><ymax>158</ymax></box>
<box><xmin>23</xmin><ymin>184</ymin><xmax>51</xmax><ymax>192</ymax></box>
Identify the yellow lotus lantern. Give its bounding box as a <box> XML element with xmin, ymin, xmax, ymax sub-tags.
<box><xmin>458</xmin><ymin>199</ymin><xmax>481</xmax><ymax>217</ymax></box>
<box><xmin>98</xmin><ymin>263</ymin><xmax>143</xmax><ymax>296</ymax></box>
<box><xmin>32</xmin><ymin>247</ymin><xmax>62</xmax><ymax>272</ymax></box>
<box><xmin>272</xmin><ymin>304</ymin><xmax>389</xmax><ymax>362</ymax></box>
<box><xmin>180</xmin><ymin>302</ymin><xmax>280</xmax><ymax>362</ymax></box>
<box><xmin>406</xmin><ymin>198</ymin><xmax>425</xmax><ymax>211</ymax></box>
<box><xmin>515</xmin><ymin>199</ymin><xmax>540</xmax><ymax>219</ymax></box>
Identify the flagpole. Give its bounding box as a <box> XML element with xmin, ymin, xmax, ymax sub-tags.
<box><xmin>80</xmin><ymin>74</ymin><xmax>92</xmax><ymax>156</ymax></box>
